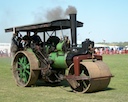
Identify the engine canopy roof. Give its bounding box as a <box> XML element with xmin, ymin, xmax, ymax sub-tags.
<box><xmin>5</xmin><ymin>19</ymin><xmax>83</xmax><ymax>33</ymax></box>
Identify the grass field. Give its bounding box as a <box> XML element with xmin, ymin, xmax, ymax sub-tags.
<box><xmin>0</xmin><ymin>54</ymin><xmax>128</xmax><ymax>102</ymax></box>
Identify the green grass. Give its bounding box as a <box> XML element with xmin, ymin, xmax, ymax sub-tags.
<box><xmin>0</xmin><ymin>55</ymin><xmax>128</xmax><ymax>102</ymax></box>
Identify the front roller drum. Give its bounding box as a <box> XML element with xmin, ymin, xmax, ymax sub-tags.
<box><xmin>67</xmin><ymin>61</ymin><xmax>112</xmax><ymax>93</ymax></box>
<box><xmin>12</xmin><ymin>51</ymin><xmax>40</xmax><ymax>87</ymax></box>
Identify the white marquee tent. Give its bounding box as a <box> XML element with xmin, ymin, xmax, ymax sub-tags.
<box><xmin>0</xmin><ymin>43</ymin><xmax>11</xmax><ymax>57</ymax></box>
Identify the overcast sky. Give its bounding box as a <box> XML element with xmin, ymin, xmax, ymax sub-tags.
<box><xmin>0</xmin><ymin>0</ymin><xmax>128</xmax><ymax>43</ymax></box>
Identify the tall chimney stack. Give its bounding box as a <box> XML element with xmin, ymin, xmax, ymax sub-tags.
<box><xmin>70</xmin><ymin>14</ymin><xmax>77</xmax><ymax>47</ymax></box>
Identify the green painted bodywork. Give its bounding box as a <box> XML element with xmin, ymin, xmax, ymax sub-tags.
<box><xmin>56</xmin><ymin>41</ymin><xmax>65</xmax><ymax>51</ymax></box>
<box><xmin>49</xmin><ymin>51</ymin><xmax>68</xmax><ymax>69</ymax></box>
<box><xmin>25</xmin><ymin>45</ymin><xmax>68</xmax><ymax>69</ymax></box>
<box><xmin>26</xmin><ymin>48</ymin><xmax>38</xmax><ymax>60</ymax></box>
<box><xmin>26</xmin><ymin>48</ymin><xmax>33</xmax><ymax>52</ymax></box>
<box><xmin>48</xmin><ymin>41</ymin><xmax>68</xmax><ymax>69</ymax></box>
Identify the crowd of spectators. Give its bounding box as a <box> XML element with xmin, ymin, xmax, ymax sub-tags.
<box><xmin>94</xmin><ymin>47</ymin><xmax>128</xmax><ymax>55</ymax></box>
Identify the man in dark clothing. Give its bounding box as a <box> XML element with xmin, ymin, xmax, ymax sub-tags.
<box><xmin>22</xmin><ymin>31</ymin><xmax>32</xmax><ymax>47</ymax></box>
<box><xmin>31</xmin><ymin>31</ymin><xmax>42</xmax><ymax>45</ymax></box>
<box><xmin>10</xmin><ymin>32</ymin><xmax>22</xmax><ymax>67</ymax></box>
<box><xmin>11</xmin><ymin>33</ymin><xmax>18</xmax><ymax>56</ymax></box>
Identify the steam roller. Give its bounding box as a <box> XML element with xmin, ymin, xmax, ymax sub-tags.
<box><xmin>5</xmin><ymin>13</ymin><xmax>113</xmax><ymax>93</ymax></box>
<box><xmin>67</xmin><ymin>60</ymin><xmax>112</xmax><ymax>93</ymax></box>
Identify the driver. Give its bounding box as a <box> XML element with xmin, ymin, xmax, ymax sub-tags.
<box><xmin>31</xmin><ymin>31</ymin><xmax>42</xmax><ymax>45</ymax></box>
<box><xmin>22</xmin><ymin>31</ymin><xmax>32</xmax><ymax>47</ymax></box>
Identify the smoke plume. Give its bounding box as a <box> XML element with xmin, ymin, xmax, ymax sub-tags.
<box><xmin>34</xmin><ymin>5</ymin><xmax>77</xmax><ymax>22</ymax></box>
<box><xmin>45</xmin><ymin>6</ymin><xmax>66</xmax><ymax>21</ymax></box>
<box><xmin>65</xmin><ymin>5</ymin><xmax>77</xmax><ymax>16</ymax></box>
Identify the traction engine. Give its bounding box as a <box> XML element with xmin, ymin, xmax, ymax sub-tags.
<box><xmin>5</xmin><ymin>14</ymin><xmax>113</xmax><ymax>93</ymax></box>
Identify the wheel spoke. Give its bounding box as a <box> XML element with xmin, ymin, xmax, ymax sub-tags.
<box><xmin>22</xmin><ymin>73</ymin><xmax>28</xmax><ymax>83</ymax></box>
<box><xmin>17</xmin><ymin>67</ymin><xmax>22</xmax><ymax>72</ymax></box>
<box><xmin>23</xmin><ymin>56</ymin><xmax>27</xmax><ymax>65</ymax></box>
<box><xmin>80</xmin><ymin>70</ymin><xmax>88</xmax><ymax>88</ymax></box>
<box><xmin>17</xmin><ymin>56</ymin><xmax>30</xmax><ymax>84</ymax></box>
<box><xmin>19</xmin><ymin>57</ymin><xmax>23</xmax><ymax>63</ymax></box>
<box><xmin>25</xmin><ymin>70</ymin><xmax>30</xmax><ymax>75</ymax></box>
<box><xmin>68</xmin><ymin>65</ymin><xmax>90</xmax><ymax>93</ymax></box>
<box><xmin>82</xmin><ymin>80</ymin><xmax>87</xmax><ymax>88</ymax></box>
<box><xmin>26</xmin><ymin>63</ymin><xmax>30</xmax><ymax>69</ymax></box>
<box><xmin>19</xmin><ymin>73</ymin><xmax>23</xmax><ymax>78</ymax></box>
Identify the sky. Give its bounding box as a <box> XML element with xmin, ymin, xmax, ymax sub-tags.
<box><xmin>0</xmin><ymin>0</ymin><xmax>128</xmax><ymax>43</ymax></box>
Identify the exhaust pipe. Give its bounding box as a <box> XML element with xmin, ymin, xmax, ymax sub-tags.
<box><xmin>70</xmin><ymin>14</ymin><xmax>77</xmax><ymax>47</ymax></box>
